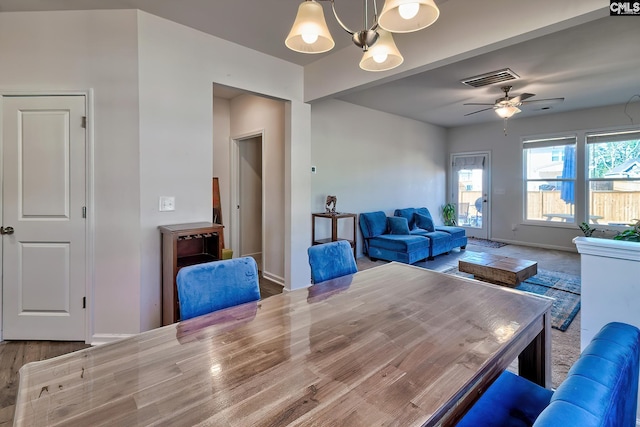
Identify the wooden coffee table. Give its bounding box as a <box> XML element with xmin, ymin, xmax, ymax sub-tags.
<box><xmin>459</xmin><ymin>252</ymin><xmax>538</xmax><ymax>287</ymax></box>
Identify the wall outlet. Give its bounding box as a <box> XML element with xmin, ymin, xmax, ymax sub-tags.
<box><xmin>311</xmin><ymin>165</ymin><xmax>317</xmax><ymax>174</ymax></box>
<box><xmin>159</xmin><ymin>196</ymin><xmax>175</xmax><ymax>212</ymax></box>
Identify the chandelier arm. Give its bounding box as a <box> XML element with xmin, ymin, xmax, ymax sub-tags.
<box><xmin>368</xmin><ymin>0</ymin><xmax>379</xmax><ymax>32</ymax></box>
<box><xmin>330</xmin><ymin>0</ymin><xmax>355</xmax><ymax>35</ymax></box>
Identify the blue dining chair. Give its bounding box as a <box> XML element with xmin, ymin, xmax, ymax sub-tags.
<box><xmin>176</xmin><ymin>257</ymin><xmax>261</xmax><ymax>321</ymax></box>
<box><xmin>308</xmin><ymin>240</ymin><xmax>358</xmax><ymax>284</ymax></box>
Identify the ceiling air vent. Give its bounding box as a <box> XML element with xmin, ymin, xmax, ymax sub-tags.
<box><xmin>460</xmin><ymin>68</ymin><xmax>520</xmax><ymax>88</ymax></box>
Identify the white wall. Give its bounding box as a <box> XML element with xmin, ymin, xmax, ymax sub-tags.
<box><xmin>137</xmin><ymin>12</ymin><xmax>307</xmax><ymax>329</ymax></box>
<box><xmin>311</xmin><ymin>99</ymin><xmax>448</xmax><ymax>257</ymax></box>
<box><xmin>0</xmin><ymin>10</ymin><xmax>142</xmax><ymax>338</ymax></box>
<box><xmin>213</xmin><ymin>97</ymin><xmax>232</xmax><ymax>230</ymax></box>
<box><xmin>448</xmin><ymin>103</ymin><xmax>637</xmax><ymax>251</ymax></box>
<box><xmin>0</xmin><ymin>9</ymin><xmax>309</xmax><ymax>341</ymax></box>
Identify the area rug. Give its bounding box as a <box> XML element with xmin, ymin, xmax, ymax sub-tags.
<box><xmin>442</xmin><ymin>267</ymin><xmax>581</xmax><ymax>332</ymax></box>
<box><xmin>467</xmin><ymin>237</ymin><xmax>508</xmax><ymax>248</ymax></box>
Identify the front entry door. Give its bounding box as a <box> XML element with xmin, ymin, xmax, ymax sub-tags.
<box><xmin>2</xmin><ymin>95</ymin><xmax>86</xmax><ymax>340</ymax></box>
<box><xmin>451</xmin><ymin>152</ymin><xmax>490</xmax><ymax>240</ymax></box>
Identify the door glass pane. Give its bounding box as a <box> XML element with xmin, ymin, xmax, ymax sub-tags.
<box><xmin>457</xmin><ymin>168</ymin><xmax>483</xmax><ymax>227</ymax></box>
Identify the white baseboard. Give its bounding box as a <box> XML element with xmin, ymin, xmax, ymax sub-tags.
<box><xmin>489</xmin><ymin>238</ymin><xmax>577</xmax><ymax>253</ymax></box>
<box><xmin>262</xmin><ymin>270</ymin><xmax>284</xmax><ymax>286</ymax></box>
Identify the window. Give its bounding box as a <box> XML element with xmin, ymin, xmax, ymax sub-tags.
<box><xmin>523</xmin><ymin>136</ymin><xmax>577</xmax><ymax>223</ymax></box>
<box><xmin>586</xmin><ymin>130</ymin><xmax>640</xmax><ymax>226</ymax></box>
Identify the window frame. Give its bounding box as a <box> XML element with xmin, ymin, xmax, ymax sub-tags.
<box><xmin>585</xmin><ymin>129</ymin><xmax>640</xmax><ymax>226</ymax></box>
<box><xmin>522</xmin><ymin>135</ymin><xmax>577</xmax><ymax>226</ymax></box>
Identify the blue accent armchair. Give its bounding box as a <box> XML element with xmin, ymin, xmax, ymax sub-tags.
<box><xmin>307</xmin><ymin>240</ymin><xmax>358</xmax><ymax>284</ymax></box>
<box><xmin>176</xmin><ymin>257</ymin><xmax>261</xmax><ymax>321</ymax></box>
<box><xmin>458</xmin><ymin>322</ymin><xmax>640</xmax><ymax>427</ymax></box>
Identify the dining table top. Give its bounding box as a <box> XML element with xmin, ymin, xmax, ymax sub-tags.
<box><xmin>14</xmin><ymin>262</ymin><xmax>552</xmax><ymax>427</ymax></box>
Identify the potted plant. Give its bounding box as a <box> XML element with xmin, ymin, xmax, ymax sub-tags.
<box><xmin>614</xmin><ymin>219</ymin><xmax>640</xmax><ymax>242</ymax></box>
<box><xmin>442</xmin><ymin>203</ymin><xmax>457</xmax><ymax>226</ymax></box>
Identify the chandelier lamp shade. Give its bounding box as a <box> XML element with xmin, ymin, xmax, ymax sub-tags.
<box><xmin>359</xmin><ymin>29</ymin><xmax>403</xmax><ymax>71</ymax></box>
<box><xmin>285</xmin><ymin>0</ymin><xmax>440</xmax><ymax>72</ymax></box>
<box><xmin>285</xmin><ymin>1</ymin><xmax>335</xmax><ymax>54</ymax></box>
<box><xmin>378</xmin><ymin>0</ymin><xmax>440</xmax><ymax>33</ymax></box>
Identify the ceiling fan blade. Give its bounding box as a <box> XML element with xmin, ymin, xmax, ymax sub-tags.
<box><xmin>511</xmin><ymin>93</ymin><xmax>535</xmax><ymax>103</ymax></box>
<box><xmin>464</xmin><ymin>107</ymin><xmax>494</xmax><ymax>116</ymax></box>
<box><xmin>463</xmin><ymin>103</ymin><xmax>495</xmax><ymax>106</ymax></box>
<box><xmin>521</xmin><ymin>97</ymin><xmax>565</xmax><ymax>105</ymax></box>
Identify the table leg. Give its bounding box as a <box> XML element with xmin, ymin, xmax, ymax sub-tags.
<box><xmin>518</xmin><ymin>310</ymin><xmax>552</xmax><ymax>388</ymax></box>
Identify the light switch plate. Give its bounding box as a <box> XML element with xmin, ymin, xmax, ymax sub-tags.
<box><xmin>159</xmin><ymin>196</ymin><xmax>175</xmax><ymax>212</ymax></box>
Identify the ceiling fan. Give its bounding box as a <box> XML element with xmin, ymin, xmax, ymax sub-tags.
<box><xmin>464</xmin><ymin>85</ymin><xmax>565</xmax><ymax>119</ymax></box>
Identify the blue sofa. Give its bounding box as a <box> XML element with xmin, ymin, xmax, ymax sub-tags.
<box><xmin>394</xmin><ymin>207</ymin><xmax>468</xmax><ymax>251</ymax></box>
<box><xmin>359</xmin><ymin>208</ymin><xmax>467</xmax><ymax>263</ymax></box>
<box><xmin>458</xmin><ymin>321</ymin><xmax>640</xmax><ymax>427</ymax></box>
<box><xmin>359</xmin><ymin>211</ymin><xmax>431</xmax><ymax>264</ymax></box>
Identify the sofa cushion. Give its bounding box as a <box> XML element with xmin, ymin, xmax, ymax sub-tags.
<box><xmin>388</xmin><ymin>216</ymin><xmax>411</xmax><ymax>235</ymax></box>
<box><xmin>427</xmin><ymin>230</ymin><xmax>453</xmax><ymax>257</ymax></box>
<box><xmin>359</xmin><ymin>211</ymin><xmax>388</xmax><ymax>238</ymax></box>
<box><xmin>368</xmin><ymin>235</ymin><xmax>430</xmax><ymax>252</ymax></box>
<box><xmin>434</xmin><ymin>225</ymin><xmax>465</xmax><ymax>239</ymax></box>
<box><xmin>414</xmin><ymin>213</ymin><xmax>435</xmax><ymax>232</ymax></box>
<box><xmin>394</xmin><ymin>207</ymin><xmax>420</xmax><ymax>229</ymax></box>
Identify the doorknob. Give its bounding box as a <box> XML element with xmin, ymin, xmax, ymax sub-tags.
<box><xmin>0</xmin><ymin>226</ymin><xmax>14</xmax><ymax>235</ymax></box>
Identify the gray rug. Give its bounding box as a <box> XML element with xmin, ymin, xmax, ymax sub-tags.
<box><xmin>443</xmin><ymin>267</ymin><xmax>581</xmax><ymax>332</ymax></box>
<box><xmin>467</xmin><ymin>237</ymin><xmax>508</xmax><ymax>248</ymax></box>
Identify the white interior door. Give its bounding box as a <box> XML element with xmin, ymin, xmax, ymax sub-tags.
<box><xmin>451</xmin><ymin>152</ymin><xmax>490</xmax><ymax>240</ymax></box>
<box><xmin>2</xmin><ymin>95</ymin><xmax>86</xmax><ymax>340</ymax></box>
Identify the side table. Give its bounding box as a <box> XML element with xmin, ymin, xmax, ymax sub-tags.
<box><xmin>312</xmin><ymin>212</ymin><xmax>357</xmax><ymax>258</ymax></box>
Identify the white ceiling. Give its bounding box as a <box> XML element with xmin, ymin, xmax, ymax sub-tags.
<box><xmin>2</xmin><ymin>1</ymin><xmax>639</xmax><ymax>128</ymax></box>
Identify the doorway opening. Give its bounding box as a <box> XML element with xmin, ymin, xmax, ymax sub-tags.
<box><xmin>230</xmin><ymin>132</ymin><xmax>265</xmax><ymax>272</ymax></box>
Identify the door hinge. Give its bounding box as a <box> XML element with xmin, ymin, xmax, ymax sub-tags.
<box><xmin>82</xmin><ymin>116</ymin><xmax>87</xmax><ymax>129</ymax></box>
<box><xmin>83</xmin><ymin>297</ymin><xmax>86</xmax><ymax>309</ymax></box>
<box><xmin>82</xmin><ymin>206</ymin><xmax>87</xmax><ymax>218</ymax></box>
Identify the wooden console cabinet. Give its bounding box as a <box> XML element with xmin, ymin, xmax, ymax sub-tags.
<box><xmin>159</xmin><ymin>222</ymin><xmax>224</xmax><ymax>325</ymax></box>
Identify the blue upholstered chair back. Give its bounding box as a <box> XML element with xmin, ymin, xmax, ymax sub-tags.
<box><xmin>176</xmin><ymin>257</ymin><xmax>261</xmax><ymax>321</ymax></box>
<box><xmin>308</xmin><ymin>240</ymin><xmax>358</xmax><ymax>284</ymax></box>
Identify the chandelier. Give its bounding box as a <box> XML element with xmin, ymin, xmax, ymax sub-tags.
<box><xmin>285</xmin><ymin>0</ymin><xmax>440</xmax><ymax>72</ymax></box>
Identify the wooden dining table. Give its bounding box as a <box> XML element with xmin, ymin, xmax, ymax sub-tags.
<box><xmin>14</xmin><ymin>262</ymin><xmax>552</xmax><ymax>427</ymax></box>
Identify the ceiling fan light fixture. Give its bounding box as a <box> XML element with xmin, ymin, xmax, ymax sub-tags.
<box><xmin>285</xmin><ymin>0</ymin><xmax>335</xmax><ymax>54</ymax></box>
<box><xmin>378</xmin><ymin>0</ymin><xmax>440</xmax><ymax>33</ymax></box>
<box><xmin>359</xmin><ymin>30</ymin><xmax>404</xmax><ymax>71</ymax></box>
<box><xmin>495</xmin><ymin>105</ymin><xmax>521</xmax><ymax>119</ymax></box>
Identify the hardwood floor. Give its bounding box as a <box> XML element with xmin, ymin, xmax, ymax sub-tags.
<box><xmin>259</xmin><ymin>275</ymin><xmax>284</xmax><ymax>299</ymax></box>
<box><xmin>0</xmin><ymin>340</ymin><xmax>91</xmax><ymax>426</ymax></box>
